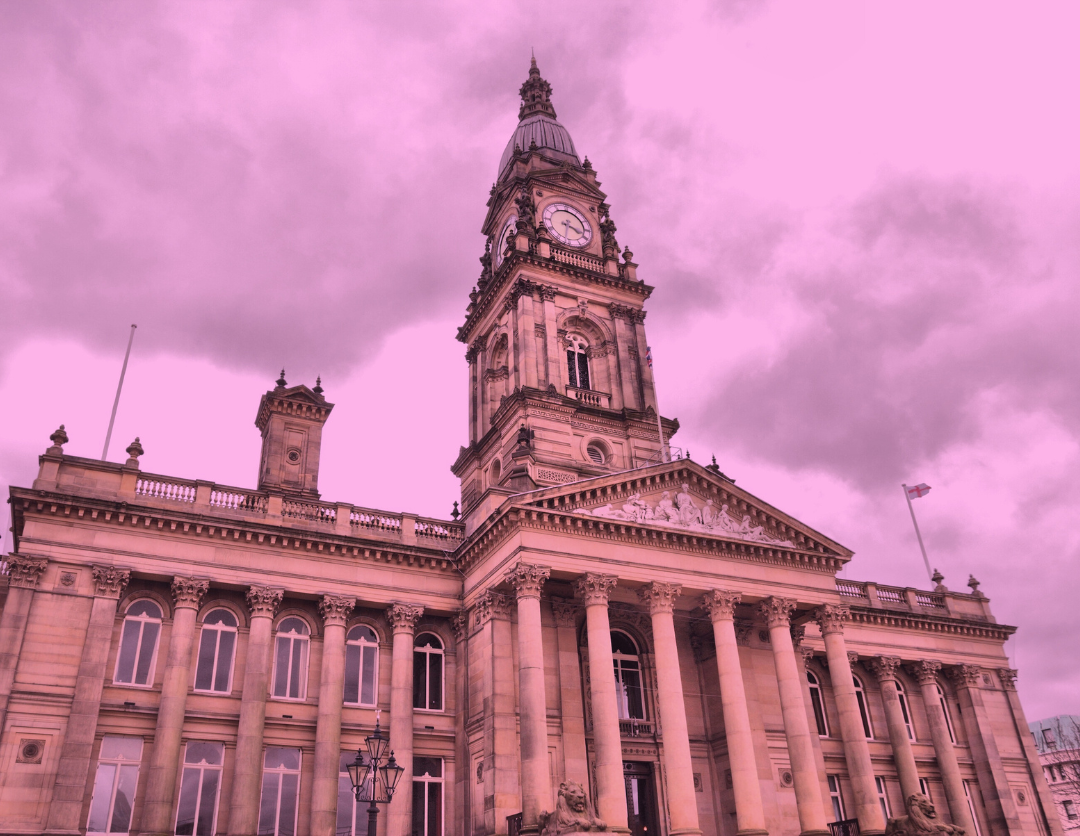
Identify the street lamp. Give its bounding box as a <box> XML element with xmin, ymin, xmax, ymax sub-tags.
<box><xmin>347</xmin><ymin>717</ymin><xmax>405</xmax><ymax>835</ymax></box>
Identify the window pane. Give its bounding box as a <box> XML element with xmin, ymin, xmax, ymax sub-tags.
<box><xmin>414</xmin><ymin>757</ymin><xmax>442</xmax><ymax>778</ymax></box>
<box><xmin>101</xmin><ymin>736</ymin><xmax>143</xmax><ymax>760</ymax></box>
<box><xmin>87</xmin><ymin>763</ymin><xmax>117</xmax><ymax>833</ymax></box>
<box><xmin>279</xmin><ymin>617</ymin><xmax>309</xmax><ymax>635</ymax></box>
<box><xmin>427</xmin><ymin>653</ymin><xmax>442</xmax><ymax>710</ymax></box>
<box><xmin>264</xmin><ymin>747</ymin><xmax>301</xmax><ymax>770</ymax></box>
<box><xmin>412</xmin><ymin>781</ymin><xmax>426</xmax><ymax>836</ymax></box>
<box><xmin>197</xmin><ymin>768</ymin><xmax>219</xmax><ymax>836</ymax></box>
<box><xmin>135</xmin><ymin>621</ymin><xmax>160</xmax><ymax>685</ymax></box>
<box><xmin>185</xmin><ymin>742</ymin><xmax>223</xmax><ymax>766</ymax></box>
<box><xmin>206</xmin><ymin>609</ymin><xmax>237</xmax><ymax>627</ymax></box>
<box><xmin>195</xmin><ymin>630</ymin><xmax>218</xmax><ymax>691</ymax></box>
<box><xmin>566</xmin><ymin>350</ymin><xmax>578</xmax><ymax>387</ymax></box>
<box><xmin>344</xmin><ymin>645</ymin><xmax>361</xmax><ymax>704</ymax></box>
<box><xmin>578</xmin><ymin>353</ymin><xmax>590</xmax><ymax>390</ymax></box>
<box><xmin>810</xmin><ymin>689</ymin><xmax>828</xmax><ymax>736</ymax></box>
<box><xmin>857</xmin><ymin>692</ymin><xmax>873</xmax><ymax>738</ymax></box>
<box><xmin>175</xmin><ymin>768</ymin><xmax>201</xmax><ymax>836</ymax></box>
<box><xmin>115</xmin><ymin>620</ymin><xmax>142</xmax><ymax>683</ymax></box>
<box><xmin>258</xmin><ymin>773</ymin><xmax>280</xmax><ymax>836</ymax></box>
<box><xmin>215</xmin><ymin>630</ymin><xmax>235</xmax><ymax>692</ymax></box>
<box><xmin>427</xmin><ymin>782</ymin><xmax>442</xmax><ymax>836</ymax></box>
<box><xmin>109</xmin><ymin>763</ymin><xmax>139</xmax><ymax>832</ymax></box>
<box><xmin>413</xmin><ymin>651</ymin><xmax>427</xmax><ymax>709</ymax></box>
<box><xmin>360</xmin><ymin>646</ymin><xmax>376</xmax><ymax>706</ymax></box>
<box><xmin>348</xmin><ymin>625</ymin><xmax>377</xmax><ymax>643</ymax></box>
<box><xmin>288</xmin><ymin>640</ymin><xmax>306</xmax><ymax>699</ymax></box>
<box><xmin>128</xmin><ymin>600</ymin><xmax>162</xmax><ymax>618</ymax></box>
<box><xmin>274</xmin><ymin>637</ymin><xmax>291</xmax><ymax>697</ymax></box>
<box><xmin>279</xmin><ymin>774</ymin><xmax>299</xmax><ymax>836</ymax></box>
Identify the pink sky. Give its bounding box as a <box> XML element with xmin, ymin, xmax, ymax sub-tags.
<box><xmin>1</xmin><ymin>1</ymin><xmax>1077</xmax><ymax>720</ymax></box>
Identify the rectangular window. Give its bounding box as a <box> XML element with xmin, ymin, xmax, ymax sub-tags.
<box><xmin>566</xmin><ymin>350</ymin><xmax>578</xmax><ymax>388</ymax></box>
<box><xmin>827</xmin><ymin>775</ymin><xmax>846</xmax><ymax>822</ymax></box>
<box><xmin>87</xmin><ymin>737</ymin><xmax>143</xmax><ymax>835</ymax></box>
<box><xmin>963</xmin><ymin>781</ymin><xmax>984</xmax><ymax>836</ymax></box>
<box><xmin>336</xmin><ymin>752</ymin><xmax>371</xmax><ymax>836</ymax></box>
<box><xmin>258</xmin><ymin>748</ymin><xmax>301</xmax><ymax>836</ymax></box>
<box><xmin>175</xmin><ymin>742</ymin><xmax>224</xmax><ymax>836</ymax></box>
<box><xmin>919</xmin><ymin>778</ymin><xmax>932</xmax><ymax>803</ymax></box>
<box><xmin>1064</xmin><ymin>800</ymin><xmax>1077</xmax><ymax>820</ymax></box>
<box><xmin>876</xmin><ymin>776</ymin><xmax>891</xmax><ymax>820</ymax></box>
<box><xmin>897</xmin><ymin>688</ymin><xmax>915</xmax><ymax>740</ymax></box>
<box><xmin>1043</xmin><ymin>728</ymin><xmax>1056</xmax><ymax>747</ymax></box>
<box><xmin>412</xmin><ymin>757</ymin><xmax>443</xmax><ymax>836</ymax></box>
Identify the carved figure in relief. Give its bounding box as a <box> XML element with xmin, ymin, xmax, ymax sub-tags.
<box><xmin>884</xmin><ymin>794</ymin><xmax>965</xmax><ymax>836</ymax></box>
<box><xmin>701</xmin><ymin>499</ymin><xmax>717</xmax><ymax>527</ymax></box>
<box><xmin>539</xmin><ymin>781</ymin><xmax>607</xmax><ymax>835</ymax></box>
<box><xmin>622</xmin><ymin>493</ymin><xmax>653</xmax><ymax>522</ymax></box>
<box><xmin>675</xmin><ymin>482</ymin><xmax>700</xmax><ymax>525</ymax></box>
<box><xmin>654</xmin><ymin>491</ymin><xmax>677</xmax><ymax>522</ymax></box>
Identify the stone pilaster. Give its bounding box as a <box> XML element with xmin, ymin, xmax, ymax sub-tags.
<box><xmin>703</xmin><ymin>591</ymin><xmax>767</xmax><ymax>836</ymax></box>
<box><xmin>639</xmin><ymin>583</ymin><xmax>700</xmax><ymax>836</ymax></box>
<box><xmin>507</xmin><ymin>564</ymin><xmax>553</xmax><ymax>830</ymax></box>
<box><xmin>46</xmin><ymin>566</ymin><xmax>131</xmax><ymax>833</ymax></box>
<box><xmin>551</xmin><ymin>599</ymin><xmax>589</xmax><ymax>790</ymax></box>
<box><xmin>228</xmin><ymin>586</ymin><xmax>283</xmax><ymax>836</ymax></box>
<box><xmin>812</xmin><ymin>605</ymin><xmax>884</xmax><ymax>835</ymax></box>
<box><xmin>759</xmin><ymin>597</ymin><xmax>828</xmax><ymax>836</ymax></box>
<box><xmin>868</xmin><ymin>656</ymin><xmax>920</xmax><ymax>802</ymax></box>
<box><xmin>386</xmin><ymin>603</ymin><xmax>424</xmax><ymax>836</ymax></box>
<box><xmin>0</xmin><ymin>555</ymin><xmax>47</xmax><ymax>733</ymax></box>
<box><xmin>141</xmin><ymin>577</ymin><xmax>209</xmax><ymax>836</ymax></box>
<box><xmin>574</xmin><ymin>573</ymin><xmax>628</xmax><ymax>831</ymax></box>
<box><xmin>310</xmin><ymin>595</ymin><xmax>356</xmax><ymax>836</ymax></box>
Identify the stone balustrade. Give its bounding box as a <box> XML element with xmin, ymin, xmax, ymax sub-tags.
<box><xmin>835</xmin><ymin>577</ymin><xmax>993</xmax><ymax>620</ymax></box>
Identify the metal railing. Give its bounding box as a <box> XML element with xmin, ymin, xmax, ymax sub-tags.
<box><xmin>507</xmin><ymin>812</ymin><xmax>523</xmax><ymax>836</ymax></box>
<box><xmin>829</xmin><ymin>819</ymin><xmax>860</xmax><ymax>836</ymax></box>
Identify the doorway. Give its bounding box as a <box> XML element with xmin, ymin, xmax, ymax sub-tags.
<box><xmin>623</xmin><ymin>761</ymin><xmax>659</xmax><ymax>836</ymax></box>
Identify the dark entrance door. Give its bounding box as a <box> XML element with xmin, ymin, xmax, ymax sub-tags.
<box><xmin>623</xmin><ymin>761</ymin><xmax>659</xmax><ymax>836</ymax></box>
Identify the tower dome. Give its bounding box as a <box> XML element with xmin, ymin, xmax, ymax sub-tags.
<box><xmin>497</xmin><ymin>58</ymin><xmax>581</xmax><ymax>181</ymax></box>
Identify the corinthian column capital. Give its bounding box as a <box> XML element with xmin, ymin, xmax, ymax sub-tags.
<box><xmin>171</xmin><ymin>577</ymin><xmax>209</xmax><ymax>610</ymax></box>
<box><xmin>318</xmin><ymin>595</ymin><xmax>356</xmax><ymax>628</ymax></box>
<box><xmin>387</xmin><ymin>603</ymin><xmax>424</xmax><ymax>633</ymax></box>
<box><xmin>812</xmin><ymin>603</ymin><xmax>850</xmax><ymax>635</ymax></box>
<box><xmin>6</xmin><ymin>554</ymin><xmax>48</xmax><ymax>589</ymax></box>
<box><xmin>907</xmin><ymin>659</ymin><xmax>942</xmax><ymax>685</ymax></box>
<box><xmin>868</xmin><ymin>656</ymin><xmax>903</xmax><ymax>683</ymax></box>
<box><xmin>92</xmin><ymin>565</ymin><xmax>131</xmax><ymax>599</ymax></box>
<box><xmin>947</xmin><ymin>664</ymin><xmax>983</xmax><ymax>688</ymax></box>
<box><xmin>997</xmin><ymin>668</ymin><xmax>1018</xmax><ymax>690</ymax></box>
<box><xmin>574</xmin><ymin>573</ymin><xmax>618</xmax><ymax>606</ymax></box>
<box><xmin>505</xmin><ymin>563</ymin><xmax>551</xmax><ymax>600</ymax></box>
<box><xmin>246</xmin><ymin>586</ymin><xmax>284</xmax><ymax>618</ymax></box>
<box><xmin>757</xmin><ymin>596</ymin><xmax>795</xmax><ymax>628</ymax></box>
<box><xmin>637</xmin><ymin>582</ymin><xmax>682</xmax><ymax>615</ymax></box>
<box><xmin>702</xmin><ymin>589</ymin><xmax>741</xmax><ymax>622</ymax></box>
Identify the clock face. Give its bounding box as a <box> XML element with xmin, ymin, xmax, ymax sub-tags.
<box><xmin>543</xmin><ymin>203</ymin><xmax>592</xmax><ymax>248</ymax></box>
<box><xmin>494</xmin><ymin>215</ymin><xmax>517</xmax><ymax>269</ymax></box>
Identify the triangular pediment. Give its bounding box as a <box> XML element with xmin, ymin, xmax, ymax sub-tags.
<box><xmin>513</xmin><ymin>460</ymin><xmax>852</xmax><ymax>560</ymax></box>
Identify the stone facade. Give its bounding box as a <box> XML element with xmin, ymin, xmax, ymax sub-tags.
<box><xmin>0</xmin><ymin>60</ymin><xmax>1062</xmax><ymax>836</ymax></box>
<box><xmin>1030</xmin><ymin>716</ymin><xmax>1080</xmax><ymax>832</ymax></box>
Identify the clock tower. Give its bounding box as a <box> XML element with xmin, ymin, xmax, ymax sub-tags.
<box><xmin>452</xmin><ymin>58</ymin><xmax>677</xmax><ymax>527</ymax></box>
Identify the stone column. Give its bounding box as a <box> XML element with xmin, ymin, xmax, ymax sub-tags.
<box><xmin>451</xmin><ymin>612</ymin><xmax>471</xmax><ymax>836</ymax></box>
<box><xmin>574</xmin><ymin>573</ymin><xmax>628</xmax><ymax>831</ymax></box>
<box><xmin>703</xmin><ymin>591</ymin><xmax>767</xmax><ymax>836</ymax></box>
<box><xmin>759</xmin><ymin>597</ymin><xmax>829</xmax><ymax>836</ymax></box>
<box><xmin>812</xmin><ymin>605</ymin><xmax>884</xmax><ymax>835</ymax></box>
<box><xmin>386</xmin><ymin>603</ymin><xmax>424</xmax><ymax>836</ymax></box>
<box><xmin>630</xmin><ymin>312</ymin><xmax>657</xmax><ymax>413</ymax></box>
<box><xmin>141</xmin><ymin>577</ymin><xmax>209</xmax><ymax>836</ymax></box>
<box><xmin>507</xmin><ymin>564</ymin><xmax>553</xmax><ymax>831</ymax></box>
<box><xmin>0</xmin><ymin>555</ymin><xmax>47</xmax><ymax>734</ymax></box>
<box><xmin>310</xmin><ymin>595</ymin><xmax>356</xmax><ymax>836</ymax></box>
<box><xmin>227</xmin><ymin>586</ymin><xmax>283</xmax><ymax>836</ymax></box>
<box><xmin>639</xmin><ymin>583</ymin><xmax>701</xmax><ymax>836</ymax></box>
<box><xmin>551</xmin><ymin>599</ymin><xmax>589</xmax><ymax>789</ymax></box>
<box><xmin>610</xmin><ymin>308</ymin><xmax>639</xmax><ymax>410</ymax></box>
<box><xmin>868</xmin><ymin>657</ymin><xmax>921</xmax><ymax>802</ymax></box>
<box><xmin>997</xmin><ymin>669</ymin><xmax>1065</xmax><ymax>836</ymax></box>
<box><xmin>46</xmin><ymin>566</ymin><xmax>131</xmax><ymax>833</ymax></box>
<box><xmin>541</xmin><ymin>287</ymin><xmax>563</xmax><ymax>394</ymax></box>
<box><xmin>909</xmin><ymin>661</ymin><xmax>976</xmax><ymax>835</ymax></box>
<box><xmin>948</xmin><ymin>665</ymin><xmax>1024</xmax><ymax>836</ymax></box>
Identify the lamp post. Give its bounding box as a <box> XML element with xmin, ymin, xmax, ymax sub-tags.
<box><xmin>347</xmin><ymin>717</ymin><xmax>405</xmax><ymax>836</ymax></box>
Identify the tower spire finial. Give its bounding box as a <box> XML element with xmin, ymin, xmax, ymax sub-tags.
<box><xmin>518</xmin><ymin>54</ymin><xmax>556</xmax><ymax>120</ymax></box>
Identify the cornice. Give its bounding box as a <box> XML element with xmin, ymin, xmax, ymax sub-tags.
<box><xmin>847</xmin><ymin>606</ymin><xmax>1016</xmax><ymax>641</ymax></box>
<box><xmin>11</xmin><ymin>490</ymin><xmax>463</xmax><ymax>574</ymax></box>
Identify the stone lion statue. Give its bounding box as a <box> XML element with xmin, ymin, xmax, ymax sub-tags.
<box><xmin>538</xmin><ymin>781</ymin><xmax>607</xmax><ymax>835</ymax></box>
<box><xmin>885</xmin><ymin>793</ymin><xmax>965</xmax><ymax>836</ymax></box>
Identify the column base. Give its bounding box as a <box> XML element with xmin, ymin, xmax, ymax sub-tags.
<box><xmin>670</xmin><ymin>829</ymin><xmax>704</xmax><ymax>836</ymax></box>
<box><xmin>737</xmin><ymin>830</ymin><xmax>770</xmax><ymax>836</ymax></box>
<box><xmin>800</xmin><ymin>830</ymin><xmax>831</xmax><ymax>836</ymax></box>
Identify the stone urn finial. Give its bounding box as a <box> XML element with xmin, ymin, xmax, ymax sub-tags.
<box><xmin>276</xmin><ymin>369</ymin><xmax>287</xmax><ymax>388</ymax></box>
<box><xmin>47</xmin><ymin>424</ymin><xmax>69</xmax><ymax>455</ymax></box>
<box><xmin>967</xmin><ymin>574</ymin><xmax>983</xmax><ymax>597</ymax></box>
<box><xmin>125</xmin><ymin>437</ymin><xmax>144</xmax><ymax>467</ymax></box>
<box><xmin>313</xmin><ymin>376</ymin><xmax>324</xmax><ymax>396</ymax></box>
<box><xmin>451</xmin><ymin>501</ymin><xmax>460</xmax><ymax>521</ymax></box>
<box><xmin>931</xmin><ymin>568</ymin><xmax>946</xmax><ymax>592</ymax></box>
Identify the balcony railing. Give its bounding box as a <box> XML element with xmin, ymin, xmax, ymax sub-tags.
<box><xmin>829</xmin><ymin>819</ymin><xmax>860</xmax><ymax>836</ymax></box>
<box><xmin>619</xmin><ymin>719</ymin><xmax>654</xmax><ymax>737</ymax></box>
<box><xmin>551</xmin><ymin>247</ymin><xmax>606</xmax><ymax>272</ymax></box>
<box><xmin>566</xmin><ymin>386</ymin><xmax>611</xmax><ymax>408</ymax></box>
<box><xmin>507</xmin><ymin>813</ymin><xmax>523</xmax><ymax>836</ymax></box>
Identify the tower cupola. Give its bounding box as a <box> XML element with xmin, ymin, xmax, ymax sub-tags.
<box><xmin>255</xmin><ymin>372</ymin><xmax>334</xmax><ymax>497</ymax></box>
<box><xmin>497</xmin><ymin>58</ymin><xmax>580</xmax><ymax>182</ymax></box>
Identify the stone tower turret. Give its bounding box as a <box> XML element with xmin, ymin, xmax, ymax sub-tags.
<box><xmin>255</xmin><ymin>372</ymin><xmax>334</xmax><ymax>498</ymax></box>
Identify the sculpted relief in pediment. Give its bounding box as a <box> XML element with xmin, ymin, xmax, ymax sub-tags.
<box><xmin>577</xmin><ymin>482</ymin><xmax>795</xmax><ymax>547</ymax></box>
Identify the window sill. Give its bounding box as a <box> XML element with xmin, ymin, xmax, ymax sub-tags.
<box><xmin>111</xmin><ymin>681</ymin><xmax>155</xmax><ymax>690</ymax></box>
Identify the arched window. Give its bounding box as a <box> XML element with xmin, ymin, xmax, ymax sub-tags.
<box><xmin>114</xmin><ymin>600</ymin><xmax>162</xmax><ymax>686</ymax></box>
<box><xmin>344</xmin><ymin>624</ymin><xmax>380</xmax><ymax>706</ymax></box>
<box><xmin>272</xmin><ymin>617</ymin><xmax>310</xmax><ymax>700</ymax></box>
<box><xmin>194</xmin><ymin>609</ymin><xmax>238</xmax><ymax>693</ymax></box>
<box><xmin>413</xmin><ymin>633</ymin><xmax>444</xmax><ymax>711</ymax></box>
<box><xmin>566</xmin><ymin>334</ymin><xmax>591</xmax><ymax>390</ymax></box>
<box><xmin>853</xmin><ymin>675</ymin><xmax>874</xmax><ymax>739</ymax></box>
<box><xmin>896</xmin><ymin>680</ymin><xmax>915</xmax><ymax>740</ymax></box>
<box><xmin>611</xmin><ymin>631</ymin><xmax>645</xmax><ymax>721</ymax></box>
<box><xmin>936</xmin><ymin>683</ymin><xmax>957</xmax><ymax>743</ymax></box>
<box><xmin>807</xmin><ymin>671</ymin><xmax>829</xmax><ymax>736</ymax></box>
<box><xmin>490</xmin><ymin>459</ymin><xmax>502</xmax><ymax>486</ymax></box>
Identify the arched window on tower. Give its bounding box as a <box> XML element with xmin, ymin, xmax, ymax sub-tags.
<box><xmin>114</xmin><ymin>600</ymin><xmax>162</xmax><ymax>687</ymax></box>
<box><xmin>566</xmin><ymin>334</ymin><xmax>591</xmax><ymax>390</ymax></box>
<box><xmin>854</xmin><ymin>674</ymin><xmax>874</xmax><ymax>738</ymax></box>
<box><xmin>611</xmin><ymin>631</ymin><xmax>645</xmax><ymax>721</ymax></box>
<box><xmin>807</xmin><ymin>670</ymin><xmax>829</xmax><ymax>736</ymax></box>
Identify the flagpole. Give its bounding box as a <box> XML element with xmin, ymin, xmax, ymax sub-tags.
<box><xmin>102</xmin><ymin>324</ymin><xmax>137</xmax><ymax>461</ymax></box>
<box><xmin>902</xmin><ymin>483</ymin><xmax>934</xmax><ymax>583</ymax></box>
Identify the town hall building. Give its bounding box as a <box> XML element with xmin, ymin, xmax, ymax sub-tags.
<box><xmin>0</xmin><ymin>60</ymin><xmax>1062</xmax><ymax>836</ymax></box>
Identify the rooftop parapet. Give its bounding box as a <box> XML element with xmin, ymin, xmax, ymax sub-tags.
<box><xmin>836</xmin><ymin>577</ymin><xmax>996</xmax><ymax>623</ymax></box>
